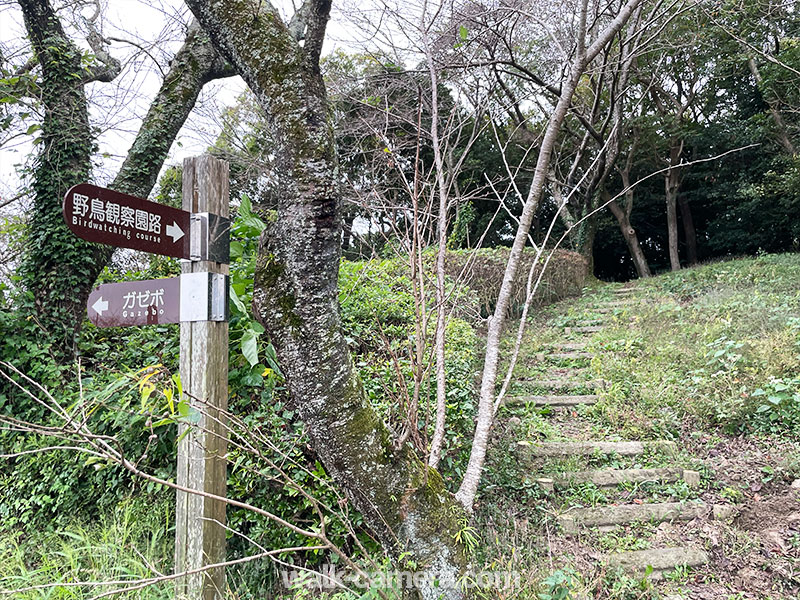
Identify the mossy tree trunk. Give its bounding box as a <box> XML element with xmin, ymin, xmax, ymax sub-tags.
<box><xmin>184</xmin><ymin>0</ymin><xmax>471</xmax><ymax>597</ymax></box>
<box><xmin>17</xmin><ymin>0</ymin><xmax>96</xmax><ymax>359</ymax></box>
<box><xmin>17</xmin><ymin>0</ymin><xmax>231</xmax><ymax>360</ymax></box>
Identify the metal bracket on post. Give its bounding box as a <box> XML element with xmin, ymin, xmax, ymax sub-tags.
<box><xmin>179</xmin><ymin>272</ymin><xmax>229</xmax><ymax>322</ymax></box>
<box><xmin>190</xmin><ymin>212</ymin><xmax>231</xmax><ymax>263</ymax></box>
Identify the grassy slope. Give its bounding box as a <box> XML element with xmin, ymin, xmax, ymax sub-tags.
<box><xmin>3</xmin><ymin>254</ymin><xmax>798</xmax><ymax>599</ymax></box>
<box><xmin>480</xmin><ymin>253</ymin><xmax>800</xmax><ymax>599</ymax></box>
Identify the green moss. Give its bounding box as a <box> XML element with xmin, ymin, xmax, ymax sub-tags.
<box><xmin>254</xmin><ymin>252</ymin><xmax>304</xmax><ymax>329</ymax></box>
<box><xmin>257</xmin><ymin>252</ymin><xmax>284</xmax><ymax>287</ymax></box>
<box><xmin>276</xmin><ymin>293</ymin><xmax>302</xmax><ymax>328</ymax></box>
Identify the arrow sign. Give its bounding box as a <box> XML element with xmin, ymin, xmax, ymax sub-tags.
<box><xmin>91</xmin><ymin>296</ymin><xmax>109</xmax><ymax>316</ymax></box>
<box><xmin>63</xmin><ymin>183</ymin><xmax>230</xmax><ymax>260</ymax></box>
<box><xmin>166</xmin><ymin>221</ymin><xmax>185</xmax><ymax>243</ymax></box>
<box><xmin>87</xmin><ymin>277</ymin><xmax>181</xmax><ymax>327</ymax></box>
<box><xmin>87</xmin><ymin>273</ymin><xmax>228</xmax><ymax>328</ymax></box>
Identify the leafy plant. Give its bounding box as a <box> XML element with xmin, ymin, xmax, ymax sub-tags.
<box><xmin>704</xmin><ymin>336</ymin><xmax>745</xmax><ymax>374</ymax></box>
<box><xmin>719</xmin><ymin>486</ymin><xmax>745</xmax><ymax>504</ymax></box>
<box><xmin>0</xmin><ymin>496</ymin><xmax>173</xmax><ymax>599</ymax></box>
<box><xmin>538</xmin><ymin>568</ymin><xmax>578</xmax><ymax>600</ymax></box>
<box><xmin>751</xmin><ymin>377</ymin><xmax>800</xmax><ymax>433</ymax></box>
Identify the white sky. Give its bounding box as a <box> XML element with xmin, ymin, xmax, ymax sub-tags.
<box><xmin>0</xmin><ymin>0</ymin><xmax>359</xmax><ymax>209</ymax></box>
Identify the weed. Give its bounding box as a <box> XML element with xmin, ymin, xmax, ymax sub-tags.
<box><xmin>597</xmin><ymin>530</ymin><xmax>652</xmax><ymax>553</ymax></box>
<box><xmin>596</xmin><ymin>567</ymin><xmax>656</xmax><ymax>599</ymax></box>
<box><xmin>719</xmin><ymin>486</ymin><xmax>745</xmax><ymax>504</ymax></box>
<box><xmin>663</xmin><ymin>563</ymin><xmax>691</xmax><ymax>582</ymax></box>
<box><xmin>562</xmin><ymin>483</ymin><xmax>608</xmax><ymax>508</ymax></box>
<box><xmin>538</xmin><ymin>568</ymin><xmax>578</xmax><ymax>600</ymax></box>
<box><xmin>751</xmin><ymin>377</ymin><xmax>800</xmax><ymax>433</ymax></box>
<box><xmin>0</xmin><ymin>497</ymin><xmax>173</xmax><ymax>599</ymax></box>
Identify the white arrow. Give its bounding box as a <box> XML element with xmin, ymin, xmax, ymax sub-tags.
<box><xmin>91</xmin><ymin>296</ymin><xmax>109</xmax><ymax>316</ymax></box>
<box><xmin>166</xmin><ymin>221</ymin><xmax>184</xmax><ymax>243</ymax></box>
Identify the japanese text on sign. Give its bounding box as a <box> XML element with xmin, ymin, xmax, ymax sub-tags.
<box><xmin>121</xmin><ymin>288</ymin><xmax>166</xmax><ymax>319</ymax></box>
<box><xmin>71</xmin><ymin>193</ymin><xmax>163</xmax><ymax>242</ymax></box>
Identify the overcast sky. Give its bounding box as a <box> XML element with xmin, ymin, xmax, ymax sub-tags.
<box><xmin>0</xmin><ymin>0</ymin><xmax>362</xmax><ymax>209</ymax></box>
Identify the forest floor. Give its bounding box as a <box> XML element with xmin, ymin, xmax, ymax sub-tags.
<box><xmin>480</xmin><ymin>253</ymin><xmax>800</xmax><ymax>599</ymax></box>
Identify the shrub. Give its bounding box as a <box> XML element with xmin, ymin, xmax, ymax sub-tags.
<box><xmin>445</xmin><ymin>248</ymin><xmax>588</xmax><ymax>318</ymax></box>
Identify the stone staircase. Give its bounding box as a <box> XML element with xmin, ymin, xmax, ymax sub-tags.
<box><xmin>506</xmin><ymin>285</ymin><xmax>720</xmax><ymax>584</ymax></box>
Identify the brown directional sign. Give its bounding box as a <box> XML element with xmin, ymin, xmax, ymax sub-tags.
<box><xmin>64</xmin><ymin>183</ymin><xmax>191</xmax><ymax>259</ymax></box>
<box><xmin>87</xmin><ymin>272</ymin><xmax>229</xmax><ymax>327</ymax></box>
<box><xmin>87</xmin><ymin>277</ymin><xmax>181</xmax><ymax>328</ymax></box>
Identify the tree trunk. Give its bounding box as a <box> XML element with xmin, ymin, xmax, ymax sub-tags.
<box><xmin>17</xmin><ymin>0</ymin><xmax>95</xmax><ymax>359</ymax></box>
<box><xmin>423</xmin><ymin>21</ymin><xmax>449</xmax><ymax>470</ymax></box>
<box><xmin>665</xmin><ymin>185</ymin><xmax>680</xmax><ymax>271</ymax></box>
<box><xmin>17</xmin><ymin>3</ymin><xmax>231</xmax><ymax>359</ymax></box>
<box><xmin>549</xmin><ymin>176</ymin><xmax>579</xmax><ymax>250</ymax></box>
<box><xmin>607</xmin><ymin>195</ymin><xmax>651</xmax><ymax>278</ymax></box>
<box><xmin>665</xmin><ymin>139</ymin><xmax>682</xmax><ymax>271</ymax></box>
<box><xmin>577</xmin><ymin>214</ymin><xmax>599</xmax><ymax>275</ymax></box>
<box><xmin>114</xmin><ymin>22</ymin><xmax>233</xmax><ymax>198</ymax></box>
<box><xmin>185</xmin><ymin>1</ymin><xmax>471</xmax><ymax>596</ymax></box>
<box><xmin>455</xmin><ymin>0</ymin><xmax>645</xmax><ymax>510</ymax></box>
<box><xmin>748</xmin><ymin>58</ymin><xmax>796</xmax><ymax>155</ymax></box>
<box><xmin>678</xmin><ymin>195</ymin><xmax>697</xmax><ymax>266</ymax></box>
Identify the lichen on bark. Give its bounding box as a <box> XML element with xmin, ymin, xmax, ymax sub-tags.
<box><xmin>185</xmin><ymin>0</ymin><xmax>473</xmax><ymax>596</ymax></box>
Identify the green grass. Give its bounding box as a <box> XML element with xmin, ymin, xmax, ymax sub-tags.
<box><xmin>477</xmin><ymin>253</ymin><xmax>800</xmax><ymax>600</ymax></box>
<box><xmin>589</xmin><ymin>254</ymin><xmax>800</xmax><ymax>438</ymax></box>
<box><xmin>0</xmin><ymin>497</ymin><xmax>173</xmax><ymax>599</ymax></box>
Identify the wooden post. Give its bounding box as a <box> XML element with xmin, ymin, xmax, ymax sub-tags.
<box><xmin>175</xmin><ymin>155</ymin><xmax>230</xmax><ymax>600</ymax></box>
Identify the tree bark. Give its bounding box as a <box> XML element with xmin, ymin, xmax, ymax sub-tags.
<box><xmin>607</xmin><ymin>196</ymin><xmax>651</xmax><ymax>278</ymax></box>
<box><xmin>17</xmin><ymin>3</ymin><xmax>232</xmax><ymax>359</ymax></box>
<box><xmin>665</xmin><ymin>139</ymin><xmax>682</xmax><ymax>271</ymax></box>
<box><xmin>17</xmin><ymin>0</ymin><xmax>96</xmax><ymax>358</ymax></box>
<box><xmin>185</xmin><ymin>1</ymin><xmax>471</xmax><ymax>596</ymax></box>
<box><xmin>113</xmin><ymin>22</ymin><xmax>233</xmax><ymax>198</ymax></box>
<box><xmin>678</xmin><ymin>195</ymin><xmax>697</xmax><ymax>266</ymax></box>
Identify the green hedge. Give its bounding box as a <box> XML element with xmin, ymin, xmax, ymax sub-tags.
<box><xmin>445</xmin><ymin>247</ymin><xmax>589</xmax><ymax>317</ymax></box>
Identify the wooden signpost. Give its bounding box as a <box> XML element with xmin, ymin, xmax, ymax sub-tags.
<box><xmin>64</xmin><ymin>156</ymin><xmax>231</xmax><ymax>600</ymax></box>
<box><xmin>175</xmin><ymin>156</ymin><xmax>230</xmax><ymax>600</ymax></box>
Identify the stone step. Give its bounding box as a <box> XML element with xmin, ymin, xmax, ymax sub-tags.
<box><xmin>535</xmin><ymin>352</ymin><xmax>594</xmax><ymax>361</ymax></box>
<box><xmin>536</xmin><ymin>468</ymin><xmax>699</xmax><ymax>490</ymax></box>
<box><xmin>518</xmin><ymin>440</ymin><xmax>677</xmax><ymax>458</ymax></box>
<box><xmin>570</xmin><ymin>318</ymin><xmax>603</xmax><ymax>325</ymax></box>
<box><xmin>565</xmin><ymin>325</ymin><xmax>603</xmax><ymax>334</ymax></box>
<box><xmin>604</xmin><ymin>300</ymin><xmax>641</xmax><ymax>307</ymax></box>
<box><xmin>550</xmin><ymin>342</ymin><xmax>587</xmax><ymax>351</ymax></box>
<box><xmin>606</xmin><ymin>546</ymin><xmax>709</xmax><ymax>580</ymax></box>
<box><xmin>517</xmin><ymin>379</ymin><xmax>603</xmax><ymax>391</ymax></box>
<box><xmin>558</xmin><ymin>500</ymin><xmax>708</xmax><ymax>534</ymax></box>
<box><xmin>506</xmin><ymin>394</ymin><xmax>599</xmax><ymax>408</ymax></box>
